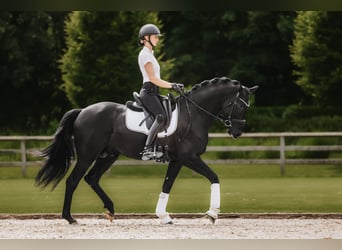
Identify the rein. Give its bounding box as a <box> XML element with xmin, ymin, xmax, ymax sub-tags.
<box><xmin>180</xmin><ymin>91</ymin><xmax>227</xmax><ymax>125</ymax></box>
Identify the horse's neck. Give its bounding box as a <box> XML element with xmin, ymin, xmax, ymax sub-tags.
<box><xmin>189</xmin><ymin>88</ymin><xmax>225</xmax><ymax>115</ymax></box>
<box><xmin>177</xmin><ymin>89</ymin><xmax>224</xmax><ymax>136</ymax></box>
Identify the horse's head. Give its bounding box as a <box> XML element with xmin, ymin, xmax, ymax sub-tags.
<box><xmin>220</xmin><ymin>80</ymin><xmax>258</xmax><ymax>139</ymax></box>
<box><xmin>181</xmin><ymin>77</ymin><xmax>258</xmax><ymax>139</ymax></box>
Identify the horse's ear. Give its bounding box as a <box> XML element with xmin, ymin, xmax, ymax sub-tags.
<box><xmin>249</xmin><ymin>85</ymin><xmax>259</xmax><ymax>94</ymax></box>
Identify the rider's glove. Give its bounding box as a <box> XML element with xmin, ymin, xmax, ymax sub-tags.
<box><xmin>171</xmin><ymin>83</ymin><xmax>184</xmax><ymax>93</ymax></box>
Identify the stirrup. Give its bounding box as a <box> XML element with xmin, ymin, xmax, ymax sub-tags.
<box><xmin>141</xmin><ymin>148</ymin><xmax>153</xmax><ymax>160</ymax></box>
<box><xmin>141</xmin><ymin>146</ymin><xmax>163</xmax><ymax>161</ymax></box>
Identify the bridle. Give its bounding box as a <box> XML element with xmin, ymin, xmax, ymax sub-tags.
<box><xmin>220</xmin><ymin>89</ymin><xmax>250</xmax><ymax>129</ymax></box>
<box><xmin>180</xmin><ymin>88</ymin><xmax>249</xmax><ymax>126</ymax></box>
<box><xmin>177</xmin><ymin>87</ymin><xmax>249</xmax><ymax>141</ymax></box>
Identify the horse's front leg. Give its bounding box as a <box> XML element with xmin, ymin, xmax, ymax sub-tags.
<box><xmin>206</xmin><ymin>183</ymin><xmax>220</xmax><ymax>223</ymax></box>
<box><xmin>156</xmin><ymin>160</ymin><xmax>182</xmax><ymax>224</ymax></box>
<box><xmin>184</xmin><ymin>155</ymin><xmax>220</xmax><ymax>223</ymax></box>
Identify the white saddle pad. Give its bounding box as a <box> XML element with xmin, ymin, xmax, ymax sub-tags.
<box><xmin>125</xmin><ymin>105</ymin><xmax>179</xmax><ymax>137</ymax></box>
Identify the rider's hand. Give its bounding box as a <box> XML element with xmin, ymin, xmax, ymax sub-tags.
<box><xmin>171</xmin><ymin>83</ymin><xmax>184</xmax><ymax>93</ymax></box>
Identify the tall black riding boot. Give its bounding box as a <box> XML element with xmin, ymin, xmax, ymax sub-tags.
<box><xmin>141</xmin><ymin>114</ymin><xmax>164</xmax><ymax>160</ymax></box>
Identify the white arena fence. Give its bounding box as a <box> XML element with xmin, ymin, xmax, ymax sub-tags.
<box><xmin>1</xmin><ymin>132</ymin><xmax>342</xmax><ymax>177</ymax></box>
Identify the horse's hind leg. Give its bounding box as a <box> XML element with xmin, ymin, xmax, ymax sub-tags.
<box><xmin>62</xmin><ymin>158</ymin><xmax>93</xmax><ymax>224</ymax></box>
<box><xmin>84</xmin><ymin>153</ymin><xmax>119</xmax><ymax>221</ymax></box>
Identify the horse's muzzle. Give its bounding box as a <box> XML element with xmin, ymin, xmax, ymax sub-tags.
<box><xmin>227</xmin><ymin>128</ymin><xmax>242</xmax><ymax>139</ymax></box>
<box><xmin>232</xmin><ymin>132</ymin><xmax>242</xmax><ymax>139</ymax></box>
<box><xmin>231</xmin><ymin>132</ymin><xmax>242</xmax><ymax>139</ymax></box>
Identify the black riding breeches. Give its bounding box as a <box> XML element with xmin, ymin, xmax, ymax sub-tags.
<box><xmin>139</xmin><ymin>82</ymin><xmax>167</xmax><ymax>120</ymax></box>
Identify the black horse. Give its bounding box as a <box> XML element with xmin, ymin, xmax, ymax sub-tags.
<box><xmin>36</xmin><ymin>77</ymin><xmax>258</xmax><ymax>224</ymax></box>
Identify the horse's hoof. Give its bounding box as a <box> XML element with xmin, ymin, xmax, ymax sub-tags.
<box><xmin>104</xmin><ymin>211</ymin><xmax>115</xmax><ymax>222</ymax></box>
<box><xmin>205</xmin><ymin>209</ymin><xmax>219</xmax><ymax>224</ymax></box>
<box><xmin>158</xmin><ymin>213</ymin><xmax>173</xmax><ymax>225</ymax></box>
<box><xmin>205</xmin><ymin>214</ymin><xmax>216</xmax><ymax>224</ymax></box>
<box><xmin>63</xmin><ymin>214</ymin><xmax>78</xmax><ymax>225</ymax></box>
<box><xmin>67</xmin><ymin>218</ymin><xmax>78</xmax><ymax>225</ymax></box>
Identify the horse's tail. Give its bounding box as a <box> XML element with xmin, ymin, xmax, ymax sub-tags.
<box><xmin>35</xmin><ymin>109</ymin><xmax>82</xmax><ymax>190</ymax></box>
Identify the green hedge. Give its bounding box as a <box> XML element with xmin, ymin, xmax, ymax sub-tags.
<box><xmin>245</xmin><ymin>105</ymin><xmax>342</xmax><ymax>132</ymax></box>
<box><xmin>210</xmin><ymin>105</ymin><xmax>342</xmax><ymax>133</ymax></box>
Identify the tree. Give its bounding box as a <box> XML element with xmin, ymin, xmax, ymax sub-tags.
<box><xmin>228</xmin><ymin>11</ymin><xmax>301</xmax><ymax>106</ymax></box>
<box><xmin>61</xmin><ymin>11</ymin><xmax>174</xmax><ymax>107</ymax></box>
<box><xmin>159</xmin><ymin>11</ymin><xmax>300</xmax><ymax>106</ymax></box>
<box><xmin>0</xmin><ymin>12</ymin><xmax>70</xmax><ymax>132</ymax></box>
<box><xmin>291</xmin><ymin>11</ymin><xmax>342</xmax><ymax>106</ymax></box>
<box><xmin>159</xmin><ymin>12</ymin><xmax>245</xmax><ymax>85</ymax></box>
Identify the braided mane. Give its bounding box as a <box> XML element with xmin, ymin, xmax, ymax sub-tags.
<box><xmin>185</xmin><ymin>76</ymin><xmax>232</xmax><ymax>96</ymax></box>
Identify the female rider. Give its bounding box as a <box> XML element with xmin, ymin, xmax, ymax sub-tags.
<box><xmin>138</xmin><ymin>24</ymin><xmax>183</xmax><ymax>160</ymax></box>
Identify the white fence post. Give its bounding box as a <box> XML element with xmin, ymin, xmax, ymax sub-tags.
<box><xmin>20</xmin><ymin>139</ymin><xmax>27</xmax><ymax>177</ymax></box>
<box><xmin>279</xmin><ymin>135</ymin><xmax>285</xmax><ymax>176</ymax></box>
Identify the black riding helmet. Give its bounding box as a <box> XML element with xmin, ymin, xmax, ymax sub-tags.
<box><xmin>138</xmin><ymin>24</ymin><xmax>162</xmax><ymax>47</ymax></box>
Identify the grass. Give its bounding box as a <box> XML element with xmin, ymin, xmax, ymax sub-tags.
<box><xmin>1</xmin><ymin>177</ymin><xmax>342</xmax><ymax>214</ymax></box>
<box><xmin>1</xmin><ymin>164</ymin><xmax>342</xmax><ymax>214</ymax></box>
<box><xmin>2</xmin><ymin>163</ymin><xmax>342</xmax><ymax>179</ymax></box>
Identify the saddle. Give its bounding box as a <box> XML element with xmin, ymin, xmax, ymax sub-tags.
<box><xmin>126</xmin><ymin>92</ymin><xmax>177</xmax><ymax>130</ymax></box>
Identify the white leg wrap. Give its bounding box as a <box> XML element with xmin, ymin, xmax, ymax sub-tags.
<box><xmin>210</xmin><ymin>183</ymin><xmax>220</xmax><ymax>210</ymax></box>
<box><xmin>156</xmin><ymin>192</ymin><xmax>169</xmax><ymax>217</ymax></box>
<box><xmin>155</xmin><ymin>192</ymin><xmax>172</xmax><ymax>224</ymax></box>
<box><xmin>206</xmin><ymin>183</ymin><xmax>220</xmax><ymax>220</ymax></box>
